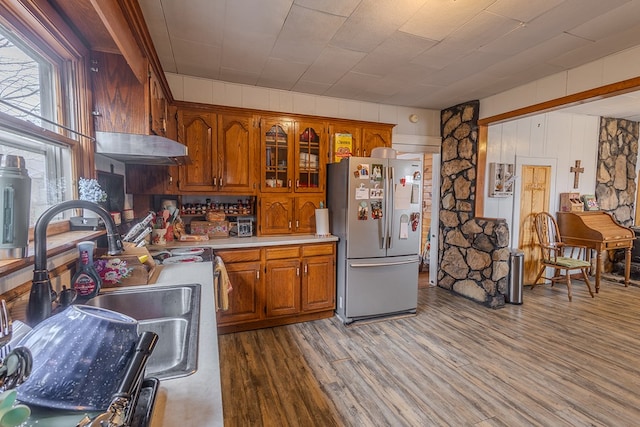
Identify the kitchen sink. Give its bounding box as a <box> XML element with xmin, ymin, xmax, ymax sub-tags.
<box><xmin>85</xmin><ymin>284</ymin><xmax>200</xmax><ymax>380</ymax></box>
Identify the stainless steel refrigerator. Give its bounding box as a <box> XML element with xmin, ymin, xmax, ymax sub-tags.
<box><xmin>328</xmin><ymin>156</ymin><xmax>423</xmax><ymax>324</ymax></box>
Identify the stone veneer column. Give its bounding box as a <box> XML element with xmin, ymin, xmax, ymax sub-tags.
<box><xmin>596</xmin><ymin>117</ymin><xmax>639</xmax><ymax>226</ymax></box>
<box><xmin>438</xmin><ymin>101</ymin><xmax>509</xmax><ymax>308</ymax></box>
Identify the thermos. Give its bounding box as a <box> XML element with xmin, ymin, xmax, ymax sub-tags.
<box><xmin>0</xmin><ymin>154</ymin><xmax>31</xmax><ymax>260</ymax></box>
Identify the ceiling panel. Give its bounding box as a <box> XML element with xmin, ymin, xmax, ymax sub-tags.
<box><xmin>138</xmin><ymin>0</ymin><xmax>640</xmax><ymax>114</ymax></box>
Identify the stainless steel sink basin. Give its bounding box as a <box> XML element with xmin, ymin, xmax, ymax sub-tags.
<box><xmin>85</xmin><ymin>284</ymin><xmax>200</xmax><ymax>380</ymax></box>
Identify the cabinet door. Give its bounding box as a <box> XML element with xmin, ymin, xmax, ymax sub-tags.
<box><xmin>218</xmin><ymin>113</ymin><xmax>255</xmax><ymax>193</ymax></box>
<box><xmin>265</xmin><ymin>258</ymin><xmax>300</xmax><ymax>317</ymax></box>
<box><xmin>329</xmin><ymin>123</ymin><xmax>362</xmax><ymax>158</ymax></box>
<box><xmin>217</xmin><ymin>261</ymin><xmax>262</xmax><ymax>325</ymax></box>
<box><xmin>294</xmin><ymin>120</ymin><xmax>325</xmax><ymax>193</ymax></box>
<box><xmin>302</xmin><ymin>254</ymin><xmax>335</xmax><ymax>312</ymax></box>
<box><xmin>294</xmin><ymin>195</ymin><xmax>323</xmax><ymax>234</ymax></box>
<box><xmin>149</xmin><ymin>69</ymin><xmax>167</xmax><ymax>137</ymax></box>
<box><xmin>259</xmin><ymin>196</ymin><xmax>293</xmax><ymax>235</ymax></box>
<box><xmin>91</xmin><ymin>51</ymin><xmax>148</xmax><ymax>134</ymax></box>
<box><xmin>178</xmin><ymin>110</ymin><xmax>217</xmax><ymax>191</ymax></box>
<box><xmin>361</xmin><ymin>126</ymin><xmax>392</xmax><ymax>157</ymax></box>
<box><xmin>261</xmin><ymin>118</ymin><xmax>293</xmax><ymax>192</ymax></box>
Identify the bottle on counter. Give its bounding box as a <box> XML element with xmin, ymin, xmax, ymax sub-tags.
<box><xmin>71</xmin><ymin>241</ymin><xmax>102</xmax><ymax>300</ymax></box>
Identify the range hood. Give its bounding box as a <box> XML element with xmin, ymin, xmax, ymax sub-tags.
<box><xmin>95</xmin><ymin>131</ymin><xmax>191</xmax><ymax>165</ymax></box>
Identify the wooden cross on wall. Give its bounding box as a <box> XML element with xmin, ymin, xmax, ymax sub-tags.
<box><xmin>570</xmin><ymin>160</ymin><xmax>584</xmax><ymax>189</ymax></box>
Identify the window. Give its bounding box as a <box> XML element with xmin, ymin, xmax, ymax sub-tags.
<box><xmin>0</xmin><ymin>24</ymin><xmax>75</xmax><ymax>225</ymax></box>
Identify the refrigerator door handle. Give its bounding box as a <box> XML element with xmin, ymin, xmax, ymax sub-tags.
<box><xmin>388</xmin><ymin>166</ymin><xmax>394</xmax><ymax>249</ymax></box>
<box><xmin>349</xmin><ymin>259</ymin><xmax>418</xmax><ymax>268</ymax></box>
<box><xmin>378</xmin><ymin>210</ymin><xmax>385</xmax><ymax>249</ymax></box>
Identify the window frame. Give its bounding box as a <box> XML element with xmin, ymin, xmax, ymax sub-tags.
<box><xmin>0</xmin><ymin>1</ymin><xmax>96</xmax><ymax>216</ymax></box>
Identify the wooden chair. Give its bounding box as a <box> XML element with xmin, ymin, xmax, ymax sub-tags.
<box><xmin>533</xmin><ymin>212</ymin><xmax>594</xmax><ymax>301</ymax></box>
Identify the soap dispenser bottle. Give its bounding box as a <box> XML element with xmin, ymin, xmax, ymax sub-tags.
<box><xmin>71</xmin><ymin>241</ymin><xmax>101</xmax><ymax>300</ymax></box>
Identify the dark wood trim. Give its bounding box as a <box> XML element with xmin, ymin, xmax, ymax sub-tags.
<box><xmin>89</xmin><ymin>0</ymin><xmax>146</xmax><ymax>84</ymax></box>
<box><xmin>476</xmin><ymin>75</ymin><xmax>640</xmax><ymax>216</ymax></box>
<box><xmin>173</xmin><ymin>100</ymin><xmax>397</xmax><ymax>129</ymax></box>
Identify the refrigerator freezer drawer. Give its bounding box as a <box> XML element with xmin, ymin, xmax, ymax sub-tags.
<box><xmin>343</xmin><ymin>255</ymin><xmax>419</xmax><ymax>322</ymax></box>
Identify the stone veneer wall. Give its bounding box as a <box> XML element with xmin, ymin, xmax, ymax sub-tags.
<box><xmin>438</xmin><ymin>101</ymin><xmax>510</xmax><ymax>308</ymax></box>
<box><xmin>596</xmin><ymin>117</ymin><xmax>639</xmax><ymax>226</ymax></box>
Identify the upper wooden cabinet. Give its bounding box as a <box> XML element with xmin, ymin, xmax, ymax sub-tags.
<box><xmin>177</xmin><ymin>110</ymin><xmax>217</xmax><ymax>192</ymax></box>
<box><xmin>260</xmin><ymin>117</ymin><xmax>294</xmax><ymax>192</ymax></box>
<box><xmin>91</xmin><ymin>51</ymin><xmax>167</xmax><ymax>137</ymax></box>
<box><xmin>361</xmin><ymin>126</ymin><xmax>392</xmax><ymax>157</ymax></box>
<box><xmin>328</xmin><ymin>122</ymin><xmax>392</xmax><ymax>158</ymax></box>
<box><xmin>177</xmin><ymin>109</ymin><xmax>256</xmax><ymax>194</ymax></box>
<box><xmin>217</xmin><ymin>113</ymin><xmax>256</xmax><ymax>193</ymax></box>
<box><xmin>294</xmin><ymin>120</ymin><xmax>326</xmax><ymax>193</ymax></box>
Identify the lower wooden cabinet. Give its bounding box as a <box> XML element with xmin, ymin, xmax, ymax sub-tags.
<box><xmin>216</xmin><ymin>242</ymin><xmax>336</xmax><ymax>334</ymax></box>
<box><xmin>259</xmin><ymin>195</ymin><xmax>324</xmax><ymax>235</ymax></box>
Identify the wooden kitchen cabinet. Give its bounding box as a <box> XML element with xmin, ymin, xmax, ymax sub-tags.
<box><xmin>177</xmin><ymin>109</ymin><xmax>256</xmax><ymax>194</ymax></box>
<box><xmin>259</xmin><ymin>195</ymin><xmax>323</xmax><ymax>235</ymax></box>
<box><xmin>265</xmin><ymin>258</ymin><xmax>301</xmax><ymax>317</ymax></box>
<box><xmin>259</xmin><ymin>196</ymin><xmax>294</xmax><ymax>234</ymax></box>
<box><xmin>327</xmin><ymin>122</ymin><xmax>392</xmax><ymax>158</ymax></box>
<box><xmin>216</xmin><ymin>242</ymin><xmax>336</xmax><ymax>334</ymax></box>
<box><xmin>361</xmin><ymin>126</ymin><xmax>392</xmax><ymax>157</ymax></box>
<box><xmin>217</xmin><ymin>112</ymin><xmax>256</xmax><ymax>193</ymax></box>
<box><xmin>301</xmin><ymin>244</ymin><xmax>336</xmax><ymax>312</ymax></box>
<box><xmin>91</xmin><ymin>51</ymin><xmax>169</xmax><ymax>137</ymax></box>
<box><xmin>294</xmin><ymin>120</ymin><xmax>326</xmax><ymax>193</ymax></box>
<box><xmin>260</xmin><ymin>117</ymin><xmax>294</xmax><ymax>192</ymax></box>
<box><xmin>177</xmin><ymin>110</ymin><xmax>217</xmax><ymax>192</ymax></box>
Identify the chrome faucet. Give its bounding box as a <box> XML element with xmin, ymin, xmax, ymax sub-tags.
<box><xmin>28</xmin><ymin>200</ymin><xmax>124</xmax><ymax>326</ymax></box>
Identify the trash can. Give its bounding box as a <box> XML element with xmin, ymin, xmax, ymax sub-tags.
<box><xmin>507</xmin><ymin>249</ymin><xmax>524</xmax><ymax>304</ymax></box>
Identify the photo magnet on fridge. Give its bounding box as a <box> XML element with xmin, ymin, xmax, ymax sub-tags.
<box><xmin>371</xmin><ymin>201</ymin><xmax>383</xmax><ymax>219</ymax></box>
<box><xmin>355</xmin><ymin>184</ymin><xmax>369</xmax><ymax>200</ymax></box>
<box><xmin>357</xmin><ymin>164</ymin><xmax>370</xmax><ymax>178</ymax></box>
<box><xmin>358</xmin><ymin>202</ymin><xmax>369</xmax><ymax>220</ymax></box>
<box><xmin>371</xmin><ymin>164</ymin><xmax>383</xmax><ymax>181</ymax></box>
<box><xmin>370</xmin><ymin>186</ymin><xmax>383</xmax><ymax>199</ymax></box>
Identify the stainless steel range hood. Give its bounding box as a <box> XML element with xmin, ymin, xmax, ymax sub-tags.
<box><xmin>95</xmin><ymin>131</ymin><xmax>191</xmax><ymax>165</ymax></box>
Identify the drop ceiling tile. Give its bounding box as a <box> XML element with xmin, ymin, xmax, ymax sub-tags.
<box><xmin>218</xmin><ymin>67</ymin><xmax>260</xmax><ymax>86</ymax></box>
<box><xmin>221</xmin><ymin>39</ymin><xmax>270</xmax><ymax>73</ymax></box>
<box><xmin>301</xmin><ymin>46</ymin><xmax>365</xmax><ymax>84</ymax></box>
<box><xmin>330</xmin><ymin>0</ymin><xmax>427</xmax><ymax>53</ymax></box>
<box><xmin>170</xmin><ymin>39</ymin><xmax>221</xmax><ymax>78</ymax></box>
<box><xmin>567</xmin><ymin>1</ymin><xmax>640</xmax><ymax>40</ymax></box>
<box><xmin>271</xmin><ymin>5</ymin><xmax>346</xmax><ymax>63</ymax></box>
<box><xmin>353</xmin><ymin>31</ymin><xmax>437</xmax><ymax>75</ymax></box>
<box><xmin>161</xmin><ymin>0</ymin><xmax>223</xmax><ymax>42</ymax></box>
<box><xmin>400</xmin><ymin>0</ymin><xmax>496</xmax><ymax>41</ymax></box>
<box><xmin>294</xmin><ymin>0</ymin><xmax>361</xmax><ymax>17</ymax></box>
<box><xmin>257</xmin><ymin>57</ymin><xmax>309</xmax><ymax>90</ymax></box>
<box><xmin>486</xmin><ymin>0</ymin><xmax>565</xmax><ymax>22</ymax></box>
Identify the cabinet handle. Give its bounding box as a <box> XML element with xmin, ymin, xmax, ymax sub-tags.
<box><xmin>219</xmin><ymin>177</ymin><xmax>223</xmax><ymax>188</ymax></box>
<box><xmin>288</xmin><ymin>221</ymin><xmax>292</xmax><ymax>230</ymax></box>
<box><xmin>363</xmin><ymin>149</ymin><xmax>368</xmax><ymax>156</ymax></box>
<box><xmin>304</xmin><ymin>264</ymin><xmax>308</xmax><ymax>275</ymax></box>
<box><xmin>296</xmin><ymin>267</ymin><xmax>300</xmax><ymax>276</ymax></box>
<box><xmin>256</xmin><ymin>270</ymin><xmax>260</xmax><ymax>279</ymax></box>
<box><xmin>356</xmin><ymin>148</ymin><xmax>361</xmax><ymax>156</ymax></box>
<box><xmin>213</xmin><ymin>177</ymin><xmax>217</xmax><ymax>186</ymax></box>
<box><xmin>296</xmin><ymin>220</ymin><xmax>299</xmax><ymax>229</ymax></box>
<box><xmin>168</xmin><ymin>174</ymin><xmax>173</xmax><ymax>184</ymax></box>
<box><xmin>296</xmin><ymin>179</ymin><xmax>299</xmax><ymax>188</ymax></box>
<box><xmin>288</xmin><ymin>179</ymin><xmax>292</xmax><ymax>188</ymax></box>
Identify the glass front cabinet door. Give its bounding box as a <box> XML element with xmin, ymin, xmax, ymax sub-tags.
<box><xmin>261</xmin><ymin>118</ymin><xmax>293</xmax><ymax>192</ymax></box>
<box><xmin>295</xmin><ymin>120</ymin><xmax>326</xmax><ymax>193</ymax></box>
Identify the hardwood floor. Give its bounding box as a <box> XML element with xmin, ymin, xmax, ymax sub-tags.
<box><xmin>219</xmin><ymin>279</ymin><xmax>640</xmax><ymax>426</ymax></box>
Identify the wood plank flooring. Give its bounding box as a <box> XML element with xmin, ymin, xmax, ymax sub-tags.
<box><xmin>218</xmin><ymin>278</ymin><xmax>640</xmax><ymax>426</ymax></box>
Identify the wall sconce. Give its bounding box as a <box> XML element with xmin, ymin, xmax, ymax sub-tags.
<box><xmin>409</xmin><ymin>114</ymin><xmax>418</xmax><ymax>123</ymax></box>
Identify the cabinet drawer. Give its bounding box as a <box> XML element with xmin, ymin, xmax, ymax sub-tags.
<box><xmin>302</xmin><ymin>243</ymin><xmax>334</xmax><ymax>257</ymax></box>
<box><xmin>216</xmin><ymin>248</ymin><xmax>261</xmax><ymax>262</ymax></box>
<box><xmin>265</xmin><ymin>246</ymin><xmax>300</xmax><ymax>260</ymax></box>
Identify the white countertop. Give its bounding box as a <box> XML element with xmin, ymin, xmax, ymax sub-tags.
<box><xmin>152</xmin><ymin>233</ymin><xmax>338</xmax><ymax>251</ymax></box>
<box><xmin>150</xmin><ymin>261</ymin><xmax>223</xmax><ymax>427</ymax></box>
<box><xmin>22</xmin><ymin>261</ymin><xmax>223</xmax><ymax>427</ymax></box>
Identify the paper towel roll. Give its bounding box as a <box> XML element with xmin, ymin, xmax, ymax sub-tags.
<box><xmin>315</xmin><ymin>208</ymin><xmax>330</xmax><ymax>236</ymax></box>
